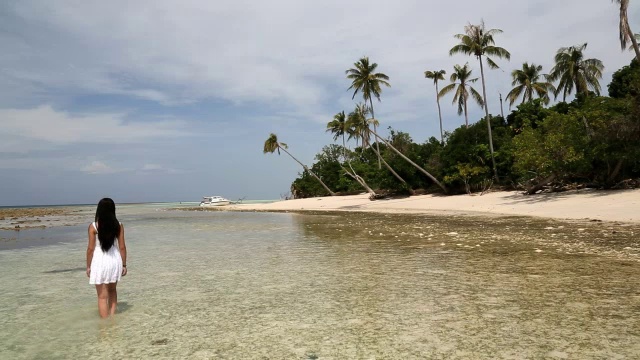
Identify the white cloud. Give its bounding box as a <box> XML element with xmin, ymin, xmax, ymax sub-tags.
<box><xmin>1</xmin><ymin>0</ymin><xmax>636</xmax><ymax>123</ymax></box>
<box><xmin>81</xmin><ymin>160</ymin><xmax>122</xmax><ymax>175</ymax></box>
<box><xmin>141</xmin><ymin>164</ymin><xmax>163</xmax><ymax>171</ymax></box>
<box><xmin>140</xmin><ymin>163</ymin><xmax>185</xmax><ymax>174</ymax></box>
<box><xmin>0</xmin><ymin>105</ymin><xmax>189</xmax><ymax>152</ymax></box>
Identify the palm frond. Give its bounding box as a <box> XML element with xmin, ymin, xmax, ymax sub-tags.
<box><xmin>485</xmin><ymin>57</ymin><xmax>500</xmax><ymax>70</ymax></box>
<box><xmin>346</xmin><ymin>56</ymin><xmax>390</xmax><ymax>104</ymax></box>
<box><xmin>506</xmin><ymin>85</ymin><xmax>524</xmax><ymax>107</ymax></box>
<box><xmin>484</xmin><ymin>46</ymin><xmax>511</xmax><ymax>60</ymax></box>
<box><xmin>438</xmin><ymin>83</ymin><xmax>457</xmax><ymax>98</ymax></box>
<box><xmin>449</xmin><ymin>43</ymin><xmax>471</xmax><ymax>56</ymax></box>
<box><xmin>263</xmin><ymin>133</ymin><xmax>280</xmax><ymax>155</ymax></box>
<box><xmin>550</xmin><ymin>43</ymin><xmax>602</xmax><ymax>100</ymax></box>
<box><xmin>469</xmin><ymin>86</ymin><xmax>484</xmax><ymax>107</ymax></box>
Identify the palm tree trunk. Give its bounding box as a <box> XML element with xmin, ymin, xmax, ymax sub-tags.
<box><xmin>629</xmin><ymin>28</ymin><xmax>640</xmax><ymax>62</ymax></box>
<box><xmin>369</xmin><ymin>129</ymin><xmax>447</xmax><ymax>193</ymax></box>
<box><xmin>340</xmin><ymin>133</ymin><xmax>376</xmax><ymax>195</ymax></box>
<box><xmin>342</xmin><ymin>133</ymin><xmax>348</xmax><ymax>162</ymax></box>
<box><xmin>342</xmin><ymin>132</ymin><xmax>375</xmax><ymax>195</ymax></box>
<box><xmin>623</xmin><ymin>9</ymin><xmax>640</xmax><ymax>62</ymax></box>
<box><xmin>607</xmin><ymin>159</ymin><xmax>624</xmax><ymax>186</ymax></box>
<box><xmin>435</xmin><ymin>81</ymin><xmax>444</xmax><ymax>142</ymax></box>
<box><xmin>279</xmin><ymin>146</ymin><xmax>335</xmax><ymax>196</ymax></box>
<box><xmin>463</xmin><ymin>91</ymin><xmax>469</xmax><ymax>128</ymax></box>
<box><xmin>478</xmin><ymin>56</ymin><xmax>499</xmax><ymax>181</ymax></box>
<box><xmin>370</xmin><ymin>143</ymin><xmax>410</xmax><ymax>187</ymax></box>
<box><xmin>342</xmin><ymin>166</ymin><xmax>376</xmax><ymax>195</ymax></box>
<box><xmin>527</xmin><ymin>174</ymin><xmax>556</xmax><ymax>195</ymax></box>
<box><xmin>368</xmin><ymin>98</ymin><xmax>382</xmax><ymax>170</ymax></box>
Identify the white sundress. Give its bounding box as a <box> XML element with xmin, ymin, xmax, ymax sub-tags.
<box><xmin>89</xmin><ymin>222</ymin><xmax>123</xmax><ymax>285</ymax></box>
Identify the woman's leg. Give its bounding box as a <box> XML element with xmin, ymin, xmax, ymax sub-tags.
<box><xmin>107</xmin><ymin>282</ymin><xmax>118</xmax><ymax>316</ymax></box>
<box><xmin>95</xmin><ymin>284</ymin><xmax>109</xmax><ymax>318</ymax></box>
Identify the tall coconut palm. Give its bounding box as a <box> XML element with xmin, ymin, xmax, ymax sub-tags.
<box><xmin>450</xmin><ymin>21</ymin><xmax>511</xmax><ymax>181</ymax></box>
<box><xmin>549</xmin><ymin>43</ymin><xmax>604</xmax><ymax>101</ymax></box>
<box><xmin>346</xmin><ymin>57</ymin><xmax>390</xmax><ymax>169</ymax></box>
<box><xmin>326</xmin><ymin>111</ymin><xmax>349</xmax><ymax>152</ymax></box>
<box><xmin>612</xmin><ymin>0</ymin><xmax>640</xmax><ymax>61</ymax></box>
<box><xmin>346</xmin><ymin>103</ymin><xmax>373</xmax><ymax>148</ymax></box>
<box><xmin>263</xmin><ymin>133</ymin><xmax>335</xmax><ymax>196</ymax></box>
<box><xmin>505</xmin><ymin>63</ymin><xmax>555</xmax><ymax>107</ymax></box>
<box><xmin>424</xmin><ymin>69</ymin><xmax>447</xmax><ymax>142</ymax></box>
<box><xmin>438</xmin><ymin>64</ymin><xmax>484</xmax><ymax>128</ymax></box>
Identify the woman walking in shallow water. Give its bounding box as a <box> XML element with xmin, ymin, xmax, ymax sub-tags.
<box><xmin>86</xmin><ymin>198</ymin><xmax>127</xmax><ymax>318</ymax></box>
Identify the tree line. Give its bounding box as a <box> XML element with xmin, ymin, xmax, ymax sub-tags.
<box><xmin>265</xmin><ymin>2</ymin><xmax>640</xmax><ymax>198</ymax></box>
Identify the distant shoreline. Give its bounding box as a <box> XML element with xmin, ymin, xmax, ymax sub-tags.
<box><xmin>210</xmin><ymin>189</ymin><xmax>640</xmax><ymax>224</ymax></box>
<box><xmin>4</xmin><ymin>189</ymin><xmax>639</xmax><ymax>231</ymax></box>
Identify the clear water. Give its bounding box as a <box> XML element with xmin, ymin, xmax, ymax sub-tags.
<box><xmin>1</xmin><ymin>207</ymin><xmax>639</xmax><ymax>359</ymax></box>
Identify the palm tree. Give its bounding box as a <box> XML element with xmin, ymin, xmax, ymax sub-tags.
<box><xmin>326</xmin><ymin>111</ymin><xmax>349</xmax><ymax>152</ymax></box>
<box><xmin>612</xmin><ymin>0</ymin><xmax>640</xmax><ymax>61</ymax></box>
<box><xmin>438</xmin><ymin>64</ymin><xmax>484</xmax><ymax>127</ymax></box>
<box><xmin>424</xmin><ymin>69</ymin><xmax>447</xmax><ymax>142</ymax></box>
<box><xmin>326</xmin><ymin>111</ymin><xmax>376</xmax><ymax>195</ymax></box>
<box><xmin>346</xmin><ymin>103</ymin><xmax>373</xmax><ymax>148</ymax></box>
<box><xmin>346</xmin><ymin>57</ymin><xmax>391</xmax><ymax>169</ymax></box>
<box><xmin>450</xmin><ymin>20</ymin><xmax>511</xmax><ymax>181</ymax></box>
<box><xmin>263</xmin><ymin>133</ymin><xmax>335</xmax><ymax>196</ymax></box>
<box><xmin>505</xmin><ymin>63</ymin><xmax>555</xmax><ymax>107</ymax></box>
<box><xmin>549</xmin><ymin>43</ymin><xmax>604</xmax><ymax>101</ymax></box>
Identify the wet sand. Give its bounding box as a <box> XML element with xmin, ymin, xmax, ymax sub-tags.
<box><xmin>0</xmin><ymin>207</ymin><xmax>92</xmax><ymax>231</ymax></box>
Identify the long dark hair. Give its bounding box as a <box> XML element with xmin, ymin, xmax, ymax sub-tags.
<box><xmin>95</xmin><ymin>198</ymin><xmax>120</xmax><ymax>252</ymax></box>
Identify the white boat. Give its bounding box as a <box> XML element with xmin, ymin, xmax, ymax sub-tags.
<box><xmin>199</xmin><ymin>196</ymin><xmax>231</xmax><ymax>207</ymax></box>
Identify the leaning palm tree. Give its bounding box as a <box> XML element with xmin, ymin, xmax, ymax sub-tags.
<box><xmin>450</xmin><ymin>20</ymin><xmax>510</xmax><ymax>181</ymax></box>
<box><xmin>347</xmin><ymin>105</ymin><xmax>447</xmax><ymax>193</ymax></box>
<box><xmin>346</xmin><ymin>57</ymin><xmax>390</xmax><ymax>169</ymax></box>
<box><xmin>346</xmin><ymin>103</ymin><xmax>409</xmax><ymax>187</ymax></box>
<box><xmin>612</xmin><ymin>0</ymin><xmax>640</xmax><ymax>61</ymax></box>
<box><xmin>505</xmin><ymin>63</ymin><xmax>555</xmax><ymax>107</ymax></box>
<box><xmin>263</xmin><ymin>133</ymin><xmax>335</xmax><ymax>196</ymax></box>
<box><xmin>367</xmin><ymin>127</ymin><xmax>447</xmax><ymax>193</ymax></box>
<box><xmin>549</xmin><ymin>43</ymin><xmax>604</xmax><ymax>101</ymax></box>
<box><xmin>438</xmin><ymin>64</ymin><xmax>484</xmax><ymax>128</ymax></box>
<box><xmin>424</xmin><ymin>69</ymin><xmax>447</xmax><ymax>142</ymax></box>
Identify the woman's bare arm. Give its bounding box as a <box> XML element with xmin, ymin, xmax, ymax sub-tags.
<box><xmin>86</xmin><ymin>224</ymin><xmax>96</xmax><ymax>277</ymax></box>
<box><xmin>118</xmin><ymin>223</ymin><xmax>127</xmax><ymax>275</ymax></box>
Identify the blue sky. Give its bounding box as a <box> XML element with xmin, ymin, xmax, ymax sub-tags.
<box><xmin>0</xmin><ymin>0</ymin><xmax>637</xmax><ymax>206</ymax></box>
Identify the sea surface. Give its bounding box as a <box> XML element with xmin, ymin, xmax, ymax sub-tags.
<box><xmin>1</xmin><ymin>204</ymin><xmax>639</xmax><ymax>359</ymax></box>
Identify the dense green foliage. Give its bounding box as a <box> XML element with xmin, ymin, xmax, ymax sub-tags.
<box><xmin>290</xmin><ymin>60</ymin><xmax>640</xmax><ymax>198</ymax></box>
<box><xmin>608</xmin><ymin>59</ymin><xmax>640</xmax><ymax>98</ymax></box>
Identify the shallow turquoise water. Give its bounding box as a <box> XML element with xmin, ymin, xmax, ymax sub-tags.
<box><xmin>1</xmin><ymin>207</ymin><xmax>639</xmax><ymax>359</ymax></box>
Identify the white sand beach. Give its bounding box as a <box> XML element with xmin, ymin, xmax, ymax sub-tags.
<box><xmin>229</xmin><ymin>188</ymin><xmax>640</xmax><ymax>223</ymax></box>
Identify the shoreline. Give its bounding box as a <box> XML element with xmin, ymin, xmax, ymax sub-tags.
<box><xmin>212</xmin><ymin>188</ymin><xmax>640</xmax><ymax>224</ymax></box>
<box><xmin>2</xmin><ymin>188</ymin><xmax>639</xmax><ymax>230</ymax></box>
